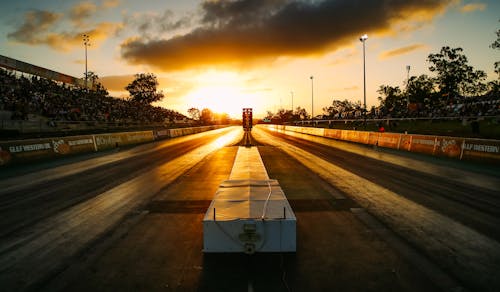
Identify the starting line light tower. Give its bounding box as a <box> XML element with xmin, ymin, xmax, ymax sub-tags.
<box><xmin>242</xmin><ymin>108</ymin><xmax>253</xmax><ymax>131</ymax></box>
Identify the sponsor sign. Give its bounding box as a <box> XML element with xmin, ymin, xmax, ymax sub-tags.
<box><xmin>376</xmin><ymin>133</ymin><xmax>401</xmax><ymax>149</ymax></box>
<box><xmin>355</xmin><ymin>132</ymin><xmax>370</xmax><ymax>144</ymax></box>
<box><xmin>0</xmin><ymin>127</ymin><xmax>229</xmax><ymax>166</ymax></box>
<box><xmin>434</xmin><ymin>137</ymin><xmax>464</xmax><ymax>158</ymax></box>
<box><xmin>324</xmin><ymin>129</ymin><xmax>341</xmax><ymax>140</ymax></box>
<box><xmin>275</xmin><ymin>125</ymin><xmax>500</xmax><ymax>162</ymax></box>
<box><xmin>367</xmin><ymin>132</ymin><xmax>379</xmax><ymax>145</ymax></box>
<box><xmin>461</xmin><ymin>139</ymin><xmax>500</xmax><ymax>161</ymax></box>
<box><xmin>408</xmin><ymin>135</ymin><xmax>436</xmax><ymax>155</ymax></box>
<box><xmin>155</xmin><ymin>129</ymin><xmax>171</xmax><ymax>139</ymax></box>
<box><xmin>399</xmin><ymin>135</ymin><xmax>412</xmax><ymax>151</ymax></box>
<box><xmin>94</xmin><ymin>131</ymin><xmax>154</xmax><ymax>150</ymax></box>
<box><xmin>0</xmin><ymin>135</ymin><xmax>95</xmax><ymax>164</ymax></box>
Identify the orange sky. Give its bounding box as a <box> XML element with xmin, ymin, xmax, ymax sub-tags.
<box><xmin>1</xmin><ymin>0</ymin><xmax>499</xmax><ymax>118</ymax></box>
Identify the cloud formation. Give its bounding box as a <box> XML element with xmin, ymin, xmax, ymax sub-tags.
<box><xmin>121</xmin><ymin>0</ymin><xmax>455</xmax><ymax>72</ymax></box>
<box><xmin>7</xmin><ymin>2</ymin><xmax>123</xmax><ymax>52</ymax></box>
<box><xmin>70</xmin><ymin>1</ymin><xmax>97</xmax><ymax>26</ymax></box>
<box><xmin>460</xmin><ymin>2</ymin><xmax>486</xmax><ymax>13</ymax></box>
<box><xmin>102</xmin><ymin>0</ymin><xmax>121</xmax><ymax>9</ymax></box>
<box><xmin>7</xmin><ymin>10</ymin><xmax>61</xmax><ymax>44</ymax></box>
<box><xmin>47</xmin><ymin>22</ymin><xmax>123</xmax><ymax>51</ymax></box>
<box><xmin>379</xmin><ymin>43</ymin><xmax>429</xmax><ymax>59</ymax></box>
<box><xmin>123</xmin><ymin>10</ymin><xmax>193</xmax><ymax>37</ymax></box>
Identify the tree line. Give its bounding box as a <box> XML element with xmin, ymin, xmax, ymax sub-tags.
<box><xmin>268</xmin><ymin>42</ymin><xmax>499</xmax><ymax>123</ymax></box>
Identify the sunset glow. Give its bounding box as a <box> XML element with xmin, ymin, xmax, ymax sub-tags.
<box><xmin>183</xmin><ymin>71</ymin><xmax>259</xmax><ymax>117</ymax></box>
<box><xmin>1</xmin><ymin>0</ymin><xmax>498</xmax><ymax>118</ymax></box>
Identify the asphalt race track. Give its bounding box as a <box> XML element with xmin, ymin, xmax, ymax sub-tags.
<box><xmin>0</xmin><ymin>126</ymin><xmax>498</xmax><ymax>291</ymax></box>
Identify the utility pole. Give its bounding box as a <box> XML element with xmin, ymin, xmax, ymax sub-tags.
<box><xmin>83</xmin><ymin>34</ymin><xmax>90</xmax><ymax>90</ymax></box>
<box><xmin>406</xmin><ymin>65</ymin><xmax>411</xmax><ymax>107</ymax></box>
<box><xmin>359</xmin><ymin>34</ymin><xmax>368</xmax><ymax>127</ymax></box>
<box><xmin>310</xmin><ymin>76</ymin><xmax>314</xmax><ymax>120</ymax></box>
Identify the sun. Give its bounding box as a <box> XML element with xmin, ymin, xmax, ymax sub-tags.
<box><xmin>185</xmin><ymin>70</ymin><xmax>259</xmax><ymax>118</ymax></box>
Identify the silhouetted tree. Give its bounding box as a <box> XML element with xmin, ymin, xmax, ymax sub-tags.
<box><xmin>295</xmin><ymin>107</ymin><xmax>308</xmax><ymax>120</ymax></box>
<box><xmin>427</xmin><ymin>46</ymin><xmax>486</xmax><ymax>97</ymax></box>
<box><xmin>200</xmin><ymin>108</ymin><xmax>213</xmax><ymax>125</ymax></box>
<box><xmin>276</xmin><ymin>108</ymin><xmax>293</xmax><ymax>123</ymax></box>
<box><xmin>406</xmin><ymin>74</ymin><xmax>435</xmax><ymax>104</ymax></box>
<box><xmin>323</xmin><ymin>99</ymin><xmax>358</xmax><ymax>118</ymax></box>
<box><xmin>125</xmin><ymin>73</ymin><xmax>164</xmax><ymax>104</ymax></box>
<box><xmin>490</xmin><ymin>20</ymin><xmax>500</xmax><ymax>77</ymax></box>
<box><xmin>187</xmin><ymin>107</ymin><xmax>200</xmax><ymax>120</ymax></box>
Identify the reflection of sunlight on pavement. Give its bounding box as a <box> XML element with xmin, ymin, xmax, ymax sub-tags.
<box><xmin>211</xmin><ymin>127</ymin><xmax>241</xmax><ymax>149</ymax></box>
<box><xmin>153</xmin><ymin>127</ymin><xmax>241</xmax><ymax>181</ymax></box>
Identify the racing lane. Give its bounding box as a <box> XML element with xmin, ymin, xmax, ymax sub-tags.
<box><xmin>0</xmin><ymin>127</ymin><xmax>242</xmax><ymax>291</ymax></box>
<box><xmin>53</xmin><ymin>137</ymin><xmax>439</xmax><ymax>292</ymax></box>
<box><xmin>258</xmin><ymin>128</ymin><xmax>500</xmax><ymax>241</ymax></box>
<box><xmin>1</xmin><ymin>126</ymin><xmax>498</xmax><ymax>291</ymax></box>
<box><xmin>252</xmin><ymin>126</ymin><xmax>500</xmax><ymax>290</ymax></box>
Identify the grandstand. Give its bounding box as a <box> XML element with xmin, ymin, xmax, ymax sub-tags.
<box><xmin>0</xmin><ymin>55</ymin><xmax>188</xmax><ymax>138</ymax></box>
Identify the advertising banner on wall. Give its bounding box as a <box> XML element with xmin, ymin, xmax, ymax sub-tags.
<box><xmin>324</xmin><ymin>129</ymin><xmax>342</xmax><ymax>140</ymax></box>
<box><xmin>408</xmin><ymin>135</ymin><xmax>437</xmax><ymax>155</ymax></box>
<box><xmin>376</xmin><ymin>133</ymin><xmax>401</xmax><ymax>149</ymax></box>
<box><xmin>94</xmin><ymin>131</ymin><xmax>154</xmax><ymax>150</ymax></box>
<box><xmin>399</xmin><ymin>135</ymin><xmax>412</xmax><ymax>151</ymax></box>
<box><xmin>461</xmin><ymin>139</ymin><xmax>500</xmax><ymax>161</ymax></box>
<box><xmin>0</xmin><ymin>135</ymin><xmax>95</xmax><ymax>165</ymax></box>
<box><xmin>435</xmin><ymin>137</ymin><xmax>464</xmax><ymax>158</ymax></box>
<box><xmin>368</xmin><ymin>132</ymin><xmax>379</xmax><ymax>145</ymax></box>
<box><xmin>277</xmin><ymin>125</ymin><xmax>499</xmax><ymax>162</ymax></box>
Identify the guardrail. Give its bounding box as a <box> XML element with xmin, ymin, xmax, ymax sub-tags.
<box><xmin>260</xmin><ymin>124</ymin><xmax>500</xmax><ymax>162</ymax></box>
<box><xmin>0</xmin><ymin>125</ymin><xmax>228</xmax><ymax>166</ymax></box>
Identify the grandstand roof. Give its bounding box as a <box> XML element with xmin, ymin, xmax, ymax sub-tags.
<box><xmin>0</xmin><ymin>54</ymin><xmax>83</xmax><ymax>87</ymax></box>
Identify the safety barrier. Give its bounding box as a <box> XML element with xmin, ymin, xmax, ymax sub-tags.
<box><xmin>260</xmin><ymin>124</ymin><xmax>500</xmax><ymax>162</ymax></box>
<box><xmin>0</xmin><ymin>125</ymin><xmax>229</xmax><ymax>166</ymax></box>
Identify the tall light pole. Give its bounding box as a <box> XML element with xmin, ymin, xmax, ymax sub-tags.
<box><xmin>406</xmin><ymin>65</ymin><xmax>411</xmax><ymax>107</ymax></box>
<box><xmin>310</xmin><ymin>76</ymin><xmax>314</xmax><ymax>120</ymax></box>
<box><xmin>83</xmin><ymin>34</ymin><xmax>90</xmax><ymax>90</ymax></box>
<box><xmin>290</xmin><ymin>91</ymin><xmax>294</xmax><ymax>113</ymax></box>
<box><xmin>359</xmin><ymin>34</ymin><xmax>368</xmax><ymax>126</ymax></box>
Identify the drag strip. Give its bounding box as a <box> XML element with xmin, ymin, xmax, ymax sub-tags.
<box><xmin>253</xmin><ymin>127</ymin><xmax>500</xmax><ymax>290</ymax></box>
<box><xmin>260</xmin><ymin>128</ymin><xmax>500</xmax><ymax>241</ymax></box>
<box><xmin>0</xmin><ymin>127</ymin><xmax>242</xmax><ymax>291</ymax></box>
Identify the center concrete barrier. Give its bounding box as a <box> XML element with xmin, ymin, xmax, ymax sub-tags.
<box><xmin>260</xmin><ymin>124</ymin><xmax>500</xmax><ymax>162</ymax></box>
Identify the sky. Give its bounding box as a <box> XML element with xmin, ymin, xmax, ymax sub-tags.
<box><xmin>0</xmin><ymin>0</ymin><xmax>499</xmax><ymax>118</ymax></box>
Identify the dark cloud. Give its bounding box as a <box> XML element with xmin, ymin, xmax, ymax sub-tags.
<box><xmin>124</xmin><ymin>10</ymin><xmax>193</xmax><ymax>37</ymax></box>
<box><xmin>201</xmin><ymin>0</ymin><xmax>287</xmax><ymax>26</ymax></box>
<box><xmin>7</xmin><ymin>10</ymin><xmax>61</xmax><ymax>44</ymax></box>
<box><xmin>121</xmin><ymin>0</ymin><xmax>454</xmax><ymax>71</ymax></box>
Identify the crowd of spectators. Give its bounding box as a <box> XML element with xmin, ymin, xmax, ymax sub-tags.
<box><xmin>321</xmin><ymin>94</ymin><xmax>500</xmax><ymax>121</ymax></box>
<box><xmin>371</xmin><ymin>95</ymin><xmax>500</xmax><ymax>120</ymax></box>
<box><xmin>0</xmin><ymin>68</ymin><xmax>185</xmax><ymax>124</ymax></box>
